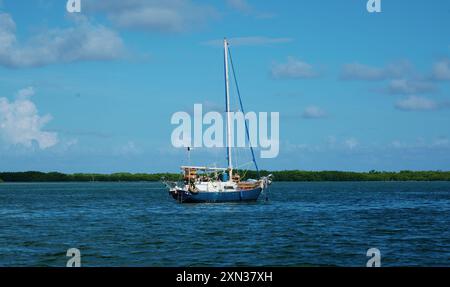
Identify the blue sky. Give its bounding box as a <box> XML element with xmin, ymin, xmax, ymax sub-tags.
<box><xmin>0</xmin><ymin>0</ymin><xmax>449</xmax><ymax>173</ymax></box>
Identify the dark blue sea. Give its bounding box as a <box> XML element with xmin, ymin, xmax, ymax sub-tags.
<box><xmin>0</xmin><ymin>182</ymin><xmax>449</xmax><ymax>267</ymax></box>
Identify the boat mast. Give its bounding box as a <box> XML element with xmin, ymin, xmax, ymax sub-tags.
<box><xmin>224</xmin><ymin>38</ymin><xmax>233</xmax><ymax>181</ymax></box>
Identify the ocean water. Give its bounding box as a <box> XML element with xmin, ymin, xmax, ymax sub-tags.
<box><xmin>0</xmin><ymin>181</ymin><xmax>449</xmax><ymax>267</ymax></box>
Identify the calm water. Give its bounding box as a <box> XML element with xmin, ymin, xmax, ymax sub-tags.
<box><xmin>0</xmin><ymin>181</ymin><xmax>449</xmax><ymax>267</ymax></box>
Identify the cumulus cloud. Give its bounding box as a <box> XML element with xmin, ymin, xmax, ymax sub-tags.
<box><xmin>301</xmin><ymin>106</ymin><xmax>327</xmax><ymax>119</ymax></box>
<box><xmin>204</xmin><ymin>36</ymin><xmax>293</xmax><ymax>47</ymax></box>
<box><xmin>395</xmin><ymin>96</ymin><xmax>439</xmax><ymax>111</ymax></box>
<box><xmin>432</xmin><ymin>59</ymin><xmax>450</xmax><ymax>81</ymax></box>
<box><xmin>271</xmin><ymin>57</ymin><xmax>320</xmax><ymax>79</ymax></box>
<box><xmin>0</xmin><ymin>87</ymin><xmax>58</xmax><ymax>149</ymax></box>
<box><xmin>341</xmin><ymin>61</ymin><xmax>439</xmax><ymax>96</ymax></box>
<box><xmin>84</xmin><ymin>0</ymin><xmax>217</xmax><ymax>32</ymax></box>
<box><xmin>0</xmin><ymin>13</ymin><xmax>124</xmax><ymax>68</ymax></box>
<box><xmin>387</xmin><ymin>79</ymin><xmax>436</xmax><ymax>95</ymax></box>
<box><xmin>340</xmin><ymin>61</ymin><xmax>412</xmax><ymax>81</ymax></box>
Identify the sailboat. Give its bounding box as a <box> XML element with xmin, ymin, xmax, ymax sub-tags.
<box><xmin>164</xmin><ymin>38</ymin><xmax>272</xmax><ymax>203</ymax></box>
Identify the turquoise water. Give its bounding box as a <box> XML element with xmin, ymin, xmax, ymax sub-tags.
<box><xmin>0</xmin><ymin>181</ymin><xmax>449</xmax><ymax>266</ymax></box>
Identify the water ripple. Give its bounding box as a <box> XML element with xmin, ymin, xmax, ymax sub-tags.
<box><xmin>0</xmin><ymin>181</ymin><xmax>449</xmax><ymax>266</ymax></box>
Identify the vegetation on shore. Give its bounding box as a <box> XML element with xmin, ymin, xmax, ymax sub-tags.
<box><xmin>1</xmin><ymin>170</ymin><xmax>450</xmax><ymax>182</ymax></box>
<box><xmin>0</xmin><ymin>172</ymin><xmax>179</xmax><ymax>182</ymax></box>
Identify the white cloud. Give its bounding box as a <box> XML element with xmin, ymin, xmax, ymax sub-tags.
<box><xmin>390</xmin><ymin>137</ymin><xmax>450</xmax><ymax>149</ymax></box>
<box><xmin>114</xmin><ymin>141</ymin><xmax>141</xmax><ymax>156</ymax></box>
<box><xmin>387</xmin><ymin>79</ymin><xmax>436</xmax><ymax>95</ymax></box>
<box><xmin>227</xmin><ymin>0</ymin><xmax>252</xmax><ymax>13</ymax></box>
<box><xmin>395</xmin><ymin>96</ymin><xmax>439</xmax><ymax>111</ymax></box>
<box><xmin>271</xmin><ymin>57</ymin><xmax>319</xmax><ymax>79</ymax></box>
<box><xmin>344</xmin><ymin>138</ymin><xmax>359</xmax><ymax>150</ymax></box>
<box><xmin>204</xmin><ymin>36</ymin><xmax>293</xmax><ymax>47</ymax></box>
<box><xmin>432</xmin><ymin>59</ymin><xmax>450</xmax><ymax>81</ymax></box>
<box><xmin>85</xmin><ymin>0</ymin><xmax>217</xmax><ymax>32</ymax></box>
<box><xmin>16</xmin><ymin>87</ymin><xmax>35</xmax><ymax>99</ymax></box>
<box><xmin>225</xmin><ymin>0</ymin><xmax>274</xmax><ymax>18</ymax></box>
<box><xmin>341</xmin><ymin>63</ymin><xmax>385</xmax><ymax>81</ymax></box>
<box><xmin>302</xmin><ymin>106</ymin><xmax>327</xmax><ymax>119</ymax></box>
<box><xmin>285</xmin><ymin>136</ymin><xmax>360</xmax><ymax>152</ymax></box>
<box><xmin>341</xmin><ymin>61</ymin><xmax>439</xmax><ymax>96</ymax></box>
<box><xmin>0</xmin><ymin>12</ymin><xmax>15</xmax><ymax>50</ymax></box>
<box><xmin>390</xmin><ymin>140</ymin><xmax>404</xmax><ymax>149</ymax></box>
<box><xmin>0</xmin><ymin>13</ymin><xmax>124</xmax><ymax>68</ymax></box>
<box><xmin>0</xmin><ymin>88</ymin><xmax>58</xmax><ymax>149</ymax></box>
<box><xmin>431</xmin><ymin>137</ymin><xmax>450</xmax><ymax>148</ymax></box>
<box><xmin>340</xmin><ymin>61</ymin><xmax>412</xmax><ymax>81</ymax></box>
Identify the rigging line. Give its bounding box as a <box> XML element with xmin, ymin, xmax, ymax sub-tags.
<box><xmin>237</xmin><ymin>161</ymin><xmax>253</xmax><ymax>179</ymax></box>
<box><xmin>235</xmin><ymin>161</ymin><xmax>254</xmax><ymax>169</ymax></box>
<box><xmin>227</xmin><ymin>47</ymin><xmax>260</xmax><ymax>177</ymax></box>
<box><xmin>231</xmin><ymin>90</ymin><xmax>241</xmax><ymax>176</ymax></box>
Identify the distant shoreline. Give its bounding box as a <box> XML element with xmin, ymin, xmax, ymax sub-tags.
<box><xmin>1</xmin><ymin>170</ymin><xmax>450</xmax><ymax>182</ymax></box>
